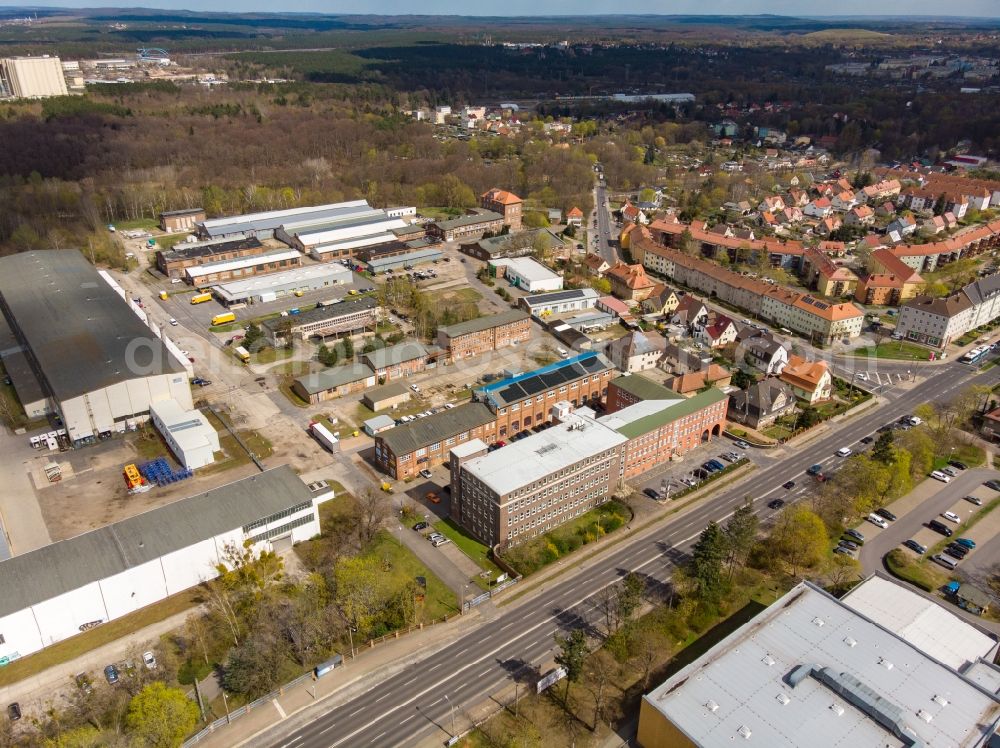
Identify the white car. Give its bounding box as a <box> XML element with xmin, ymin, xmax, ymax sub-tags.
<box><xmin>866</xmin><ymin>513</ymin><xmax>889</xmax><ymax>529</ymax></box>
<box><xmin>142</xmin><ymin>651</ymin><xmax>157</xmax><ymax>670</ymax></box>
<box><xmin>169</xmin><ymin>318</ymin><xmax>178</xmax><ymax>326</ymax></box>
<box><xmin>930</xmin><ymin>470</ymin><xmax>952</xmax><ymax>483</ymax></box>
<box><xmin>836</xmin><ymin>447</ymin><xmax>852</xmax><ymax>457</ymax></box>
<box><xmin>941</xmin><ymin>511</ymin><xmax>961</xmax><ymax>524</ymax></box>
<box><xmin>410</xmin><ymin>384</ymin><xmax>421</xmax><ymax>393</ymax></box>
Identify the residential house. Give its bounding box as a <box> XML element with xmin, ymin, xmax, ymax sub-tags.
<box><xmin>804</xmin><ymin>198</ymin><xmax>833</xmax><ymax>218</ymax></box>
<box><xmin>660</xmin><ymin>343</ymin><xmax>712</xmax><ymax>376</ymax></box>
<box><xmin>583</xmin><ymin>253</ymin><xmax>610</xmax><ymax>277</ymax></box>
<box><xmin>669</xmin><ymin>295</ymin><xmax>709</xmax><ymax>328</ymax></box>
<box><xmin>814</xmin><ymin>215</ymin><xmax>842</xmax><ymax>235</ymax></box>
<box><xmin>620</xmin><ymin>201</ymin><xmax>648</xmax><ymax>225</ymax></box>
<box><xmin>759</xmin><ymin>195</ymin><xmax>786</xmax><ymax>214</ymax></box>
<box><xmin>832</xmin><ymin>191</ymin><xmax>858</xmax><ymax>212</ymax></box>
<box><xmin>922</xmin><ymin>215</ymin><xmax>947</xmax><ymax>234</ymax></box>
<box><xmin>801</xmin><ymin>247</ymin><xmax>858</xmax><ymax>298</ymax></box>
<box><xmin>566</xmin><ymin>207</ymin><xmax>584</xmax><ymax>227</ymax></box>
<box><xmin>606</xmin><ymin>262</ymin><xmax>656</xmax><ymax>302</ymax></box>
<box><xmin>855</xmin><ymin>248</ymin><xmax>926</xmax><ymax>306</ymax></box>
<box><xmin>737</xmin><ymin>333</ymin><xmax>789</xmax><ymax>375</ymax></box>
<box><xmin>845</xmin><ymin>205</ymin><xmax>875</xmax><ymax>227</ymax></box>
<box><xmin>696</xmin><ymin>314</ymin><xmax>738</xmax><ymax>349</ymax></box>
<box><xmin>727</xmin><ymin>379</ymin><xmax>797</xmax><ymax>430</ymax></box>
<box><xmin>667</xmin><ymin>364</ymin><xmax>732</xmax><ymax>395</ymax></box>
<box><xmin>607</xmin><ymin>330</ymin><xmax>668</xmax><ymax>373</ymax></box>
<box><xmin>779</xmin><ymin>354</ymin><xmax>833</xmax><ymax>404</ymax></box>
<box><xmin>641</xmin><ymin>284</ymin><xmax>681</xmax><ymax>316</ymax></box>
<box><xmin>887</xmin><ymin>214</ymin><xmax>918</xmax><ymax>238</ymax></box>
<box><xmin>876</xmin><ymin>201</ymin><xmax>897</xmax><ymax>218</ymax></box>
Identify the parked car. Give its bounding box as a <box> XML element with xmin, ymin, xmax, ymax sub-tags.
<box><xmin>838</xmin><ymin>539</ymin><xmax>859</xmax><ymax>551</ymax></box>
<box><xmin>941</xmin><ymin>466</ymin><xmax>960</xmax><ymax>478</ymax></box>
<box><xmin>643</xmin><ymin>488</ymin><xmax>663</xmax><ymax>500</ymax></box>
<box><xmin>782</xmin><ymin>480</ymin><xmax>795</xmax><ymax>490</ymax></box>
<box><xmin>965</xmin><ymin>495</ymin><xmax>983</xmax><ymax>506</ymax></box>
<box><xmin>767</xmin><ymin>499</ymin><xmax>785</xmax><ymax>510</ymax></box>
<box><xmin>142</xmin><ymin>651</ymin><xmax>157</xmax><ymax>670</ymax></box>
<box><xmin>707</xmin><ymin>459</ymin><xmax>726</xmax><ymax>471</ymax></box>
<box><xmin>733</xmin><ymin>440</ymin><xmax>750</xmax><ymax>450</ymax></box>
<box><xmin>955</xmin><ymin>537</ymin><xmax>977</xmax><ymax>550</ymax></box>
<box><xmin>833</xmin><ymin>546</ymin><xmax>855</xmax><ymax>556</ymax></box>
<box><xmin>431</xmin><ymin>537</ymin><xmax>451</xmax><ymax>547</ymax></box>
<box><xmin>425</xmin><ymin>492</ymin><xmax>441</xmax><ymax>505</ymax></box>
<box><xmin>931</xmin><ymin>553</ymin><xmax>959</xmax><ymax>570</ymax></box>
<box><xmin>412</xmin><ymin>521</ymin><xmax>428</xmax><ymax>531</ymax></box>
<box><xmin>929</xmin><ymin>470</ymin><xmax>951</xmax><ymax>483</ymax></box>
<box><xmin>949</xmin><ymin>460</ymin><xmax>969</xmax><ymax>470</ymax></box>
<box><xmin>866</xmin><ymin>513</ymin><xmax>889</xmax><ymax>529</ymax></box>
<box><xmin>941</xmin><ymin>511</ymin><xmax>961</xmax><ymax>523</ymax></box>
<box><xmin>702</xmin><ymin>462</ymin><xmax>721</xmax><ymax>473</ymax></box>
<box><xmin>844</xmin><ymin>528</ymin><xmax>865</xmax><ymax>543</ymax></box>
<box><xmin>927</xmin><ymin>519</ymin><xmax>953</xmax><ymax>537</ymax></box>
<box><xmin>859</xmin><ymin>436</ymin><xmax>874</xmax><ymax>445</ymax></box>
<box><xmin>419</xmin><ymin>469</ymin><xmax>433</xmax><ymax>479</ymax></box>
<box><xmin>7</xmin><ymin>703</ymin><xmax>20</xmax><ymax>722</ymax></box>
<box><xmin>104</xmin><ymin>665</ymin><xmax>119</xmax><ymax>685</ymax></box>
<box><xmin>875</xmin><ymin>508</ymin><xmax>897</xmax><ymax>522</ymax></box>
<box><xmin>902</xmin><ymin>539</ymin><xmax>927</xmax><ymax>555</ymax></box>
<box><xmin>944</xmin><ymin>544</ymin><xmax>968</xmax><ymax>560</ymax></box>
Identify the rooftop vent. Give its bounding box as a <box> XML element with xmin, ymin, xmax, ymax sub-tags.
<box><xmin>705</xmin><ymin>700</ymin><xmax>719</xmax><ymax>713</ymax></box>
<box><xmin>932</xmin><ymin>695</ymin><xmax>949</xmax><ymax>707</ymax></box>
<box><xmin>776</xmin><ymin>693</ymin><xmax>790</xmax><ymax>706</ymax></box>
<box><xmin>812</xmin><ymin>617</ymin><xmax>825</xmax><ymax>627</ymax></box>
<box><xmin>830</xmin><ymin>703</ymin><xmax>845</xmax><ymax>716</ymax></box>
<box><xmin>844</xmin><ymin>637</ymin><xmax>857</xmax><ymax>648</ymax></box>
<box><xmin>917</xmin><ymin>709</ymin><xmax>933</xmax><ymax>723</ymax></box>
<box><xmin>762</xmin><ymin>655</ymin><xmax>776</xmax><ymax>667</ymax></box>
<box><xmin>878</xmin><ymin>657</ymin><xmax>894</xmax><ymax>671</ymax></box>
<box><xmin>736</xmin><ymin>725</ymin><xmax>752</xmax><ymax>740</ymax></box>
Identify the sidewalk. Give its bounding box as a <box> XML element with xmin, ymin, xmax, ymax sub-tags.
<box><xmin>0</xmin><ymin>606</ymin><xmax>198</xmax><ymax>719</ymax></box>
<box><xmin>194</xmin><ymin>611</ymin><xmax>483</xmax><ymax>748</ymax></box>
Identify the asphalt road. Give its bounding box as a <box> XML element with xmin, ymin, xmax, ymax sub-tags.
<box><xmin>593</xmin><ymin>180</ymin><xmax>618</xmax><ymax>265</ymax></box>
<box><xmin>260</xmin><ymin>359</ymin><xmax>1000</xmax><ymax>748</ymax></box>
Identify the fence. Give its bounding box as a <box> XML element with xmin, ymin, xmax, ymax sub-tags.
<box><xmin>181</xmin><ymin>613</ymin><xmax>460</xmax><ymax>746</ymax></box>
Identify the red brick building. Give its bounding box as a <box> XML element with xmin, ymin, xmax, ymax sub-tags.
<box><xmin>480</xmin><ymin>188</ymin><xmax>523</xmax><ymax>232</ymax></box>
<box><xmin>436</xmin><ymin>309</ymin><xmax>530</xmax><ymax>362</ymax></box>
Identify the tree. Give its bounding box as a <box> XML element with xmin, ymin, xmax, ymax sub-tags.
<box><xmin>353</xmin><ymin>489</ymin><xmax>388</xmax><ymax>548</ymax></box>
<box><xmin>125</xmin><ymin>683</ymin><xmax>199</xmax><ymax>748</ymax></box>
<box><xmin>724</xmin><ymin>499</ymin><xmax>759</xmax><ymax>577</ymax></box>
<box><xmin>825</xmin><ymin>554</ymin><xmax>862</xmax><ymax>594</ymax></box>
<box><xmin>896</xmin><ymin>429</ymin><xmax>935</xmax><ymax>478</ymax></box>
<box><xmin>731</xmin><ymin>368</ymin><xmax>756</xmax><ymax>390</ymax></box>
<box><xmin>797</xmin><ymin>405</ymin><xmax>820</xmax><ymax>430</ymax></box>
<box><xmin>42</xmin><ymin>726</ymin><xmax>104</xmax><ymax>748</ymax></box>
<box><xmin>770</xmin><ymin>507</ymin><xmax>827</xmax><ymax>575</ymax></box>
<box><xmin>318</xmin><ymin>343</ymin><xmax>339</xmax><ymax>367</ymax></box>
<box><xmin>616</xmin><ymin>572</ymin><xmax>645</xmax><ymax>626</ymax></box>
<box><xmin>342</xmin><ymin>334</ymin><xmax>355</xmax><ymax>360</ymax></box>
<box><xmin>243</xmin><ymin>322</ymin><xmax>264</xmax><ymax>351</ymax></box>
<box><xmin>678</xmin><ymin>228</ymin><xmax>696</xmax><ymax>256</ymax></box>
<box><xmin>689</xmin><ymin>522</ymin><xmax>727</xmax><ymax>601</ymax></box>
<box><xmin>554</xmin><ymin>629</ymin><xmax>588</xmax><ymax>700</ymax></box>
<box><xmin>223</xmin><ymin>634</ymin><xmax>283</xmax><ymax>697</ymax></box>
<box><xmin>871</xmin><ymin>430</ymin><xmax>895</xmax><ymax>464</ymax></box>
<box><xmin>334</xmin><ymin>556</ymin><xmax>395</xmax><ymax>634</ymax></box>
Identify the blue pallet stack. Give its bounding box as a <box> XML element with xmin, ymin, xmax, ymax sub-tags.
<box><xmin>138</xmin><ymin>457</ymin><xmax>192</xmax><ymax>487</ymax></box>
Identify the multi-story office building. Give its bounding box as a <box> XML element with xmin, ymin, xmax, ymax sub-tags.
<box><xmin>436</xmin><ymin>310</ymin><xmax>531</xmax><ymax>362</ymax></box>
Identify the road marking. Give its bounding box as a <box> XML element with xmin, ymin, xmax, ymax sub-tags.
<box><xmin>272</xmin><ymin>699</ymin><xmax>287</xmax><ymax>719</ymax></box>
<box><xmin>349</xmin><ymin>707</ymin><xmax>364</xmax><ymax>717</ymax></box>
<box><xmin>279</xmin><ymin>737</ymin><xmax>303</xmax><ymax>748</ymax></box>
<box><xmin>369</xmin><ymin>731</ymin><xmax>386</xmax><ymax>744</ymax></box>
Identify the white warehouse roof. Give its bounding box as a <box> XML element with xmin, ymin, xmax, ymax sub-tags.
<box><xmin>642</xmin><ymin>581</ymin><xmax>1000</xmax><ymax>748</ymax></box>
<box><xmin>150</xmin><ymin>399</ymin><xmax>219</xmax><ymax>466</ymax></box>
<box><xmin>296</xmin><ymin>215</ymin><xmax>407</xmax><ymax>249</ymax></box>
<box><xmin>184</xmin><ymin>249</ymin><xmax>301</xmax><ymax>280</ymax></box>
<box><xmin>491</xmin><ymin>256</ymin><xmax>562</xmax><ymax>284</ymax></box>
<box><xmin>198</xmin><ymin>200</ymin><xmax>371</xmax><ymax>238</ymax></box>
<box><xmin>212</xmin><ymin>263</ymin><xmax>352</xmax><ymax>302</ymax></box>
<box><xmin>841</xmin><ymin>575</ymin><xmax>999</xmax><ymax>672</ymax></box>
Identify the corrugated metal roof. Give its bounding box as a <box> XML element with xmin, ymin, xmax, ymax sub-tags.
<box><xmin>438</xmin><ymin>310</ymin><xmax>528</xmax><ymax>340</ymax></box>
<box><xmin>0</xmin><ymin>466</ymin><xmax>314</xmax><ymax>618</ymax></box>
<box><xmin>293</xmin><ymin>363</ymin><xmax>373</xmax><ymax>395</ymax></box>
<box><xmin>379</xmin><ymin>402</ymin><xmax>495</xmax><ymax>455</ymax></box>
<box><xmin>0</xmin><ymin>250</ymin><xmax>184</xmax><ymax>402</ymax></box>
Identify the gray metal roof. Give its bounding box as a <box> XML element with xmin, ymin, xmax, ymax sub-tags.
<box><xmin>261</xmin><ymin>296</ymin><xmax>377</xmax><ymax>334</ymax></box>
<box><xmin>362</xmin><ymin>341</ymin><xmax>428</xmax><ymax>370</ymax></box>
<box><xmin>0</xmin><ymin>250</ymin><xmax>184</xmax><ymax>402</ymax></box>
<box><xmin>519</xmin><ymin>287</ymin><xmax>599</xmax><ymax>308</ymax></box>
<box><xmin>0</xmin><ymin>466</ymin><xmax>314</xmax><ymax>618</ymax></box>
<box><xmin>198</xmin><ymin>201</ymin><xmax>372</xmax><ymax>238</ymax></box>
<box><xmin>433</xmin><ymin>210</ymin><xmax>504</xmax><ymax>231</ymax></box>
<box><xmin>437</xmin><ymin>309</ymin><xmax>528</xmax><ymax>340</ymax></box>
<box><xmin>362</xmin><ymin>380</ymin><xmax>410</xmax><ymax>403</ymax></box>
<box><xmin>293</xmin><ymin>363</ymin><xmax>373</xmax><ymax>395</ymax></box>
<box><xmin>644</xmin><ymin>581</ymin><xmax>1000</xmax><ymax>748</ymax></box>
<box><xmin>159</xmin><ymin>236</ymin><xmax>263</xmax><ymax>263</ymax></box>
<box><xmin>962</xmin><ymin>273</ymin><xmax>1000</xmax><ymax>307</ymax></box>
<box><xmin>379</xmin><ymin>402</ymin><xmax>495</xmax><ymax>455</ymax></box>
<box><xmin>160</xmin><ymin>208</ymin><xmax>204</xmax><ymax>218</ymax></box>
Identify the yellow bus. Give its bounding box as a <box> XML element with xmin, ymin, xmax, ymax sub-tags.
<box><xmin>211</xmin><ymin>312</ymin><xmax>236</xmax><ymax>326</ymax></box>
<box><xmin>190</xmin><ymin>292</ymin><xmax>212</xmax><ymax>305</ymax></box>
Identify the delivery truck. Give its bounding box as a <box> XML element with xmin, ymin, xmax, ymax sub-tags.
<box><xmin>211</xmin><ymin>312</ymin><xmax>236</xmax><ymax>326</ymax></box>
<box><xmin>234</xmin><ymin>346</ymin><xmax>251</xmax><ymax>363</ymax></box>
<box><xmin>190</xmin><ymin>292</ymin><xmax>212</xmax><ymax>305</ymax></box>
<box><xmin>310</xmin><ymin>421</ymin><xmax>340</xmax><ymax>452</ymax></box>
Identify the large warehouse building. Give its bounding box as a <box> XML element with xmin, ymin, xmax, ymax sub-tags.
<box><xmin>0</xmin><ymin>250</ymin><xmax>193</xmax><ymax>446</ymax></box>
<box><xmin>196</xmin><ymin>201</ymin><xmax>373</xmax><ymax>240</ymax></box>
<box><xmin>0</xmin><ymin>56</ymin><xmax>68</xmax><ymax>99</ymax></box>
<box><xmin>211</xmin><ymin>263</ymin><xmax>355</xmax><ymax>306</ymax></box>
<box><xmin>0</xmin><ymin>467</ymin><xmax>331</xmax><ymax>663</ymax></box>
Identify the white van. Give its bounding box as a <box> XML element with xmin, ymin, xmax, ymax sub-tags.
<box><xmin>931</xmin><ymin>554</ymin><xmax>958</xmax><ymax>570</ymax></box>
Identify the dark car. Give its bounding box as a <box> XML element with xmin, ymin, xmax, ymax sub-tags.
<box><xmin>948</xmin><ymin>460</ymin><xmax>968</xmax><ymax>470</ymax></box>
<box><xmin>838</xmin><ymin>539</ymin><xmax>859</xmax><ymax>551</ymax></box>
<box><xmin>767</xmin><ymin>499</ymin><xmax>785</xmax><ymax>510</ymax></box>
<box><xmin>844</xmin><ymin>528</ymin><xmax>866</xmax><ymax>543</ymax></box>
<box><xmin>945</xmin><ymin>544</ymin><xmax>968</xmax><ymax>560</ymax></box>
<box><xmin>7</xmin><ymin>703</ymin><xmax>19</xmax><ymax>722</ymax></box>
<box><xmin>782</xmin><ymin>480</ymin><xmax>795</xmax><ymax>490</ymax></box>
<box><xmin>903</xmin><ymin>539</ymin><xmax>927</xmax><ymax>555</ymax></box>
<box><xmin>702</xmin><ymin>462</ymin><xmax>721</xmax><ymax>473</ymax></box>
<box><xmin>412</xmin><ymin>522</ymin><xmax>428</xmax><ymax>531</ymax></box>
<box><xmin>707</xmin><ymin>459</ymin><xmax>726</xmax><ymax>471</ymax></box>
<box><xmin>859</xmin><ymin>436</ymin><xmax>874</xmax><ymax>444</ymax></box>
<box><xmin>928</xmin><ymin>519</ymin><xmax>953</xmax><ymax>537</ymax></box>
<box><xmin>643</xmin><ymin>488</ymin><xmax>663</xmax><ymax>501</ymax></box>
<box><xmin>104</xmin><ymin>665</ymin><xmax>119</xmax><ymax>685</ymax></box>
<box><xmin>875</xmin><ymin>508</ymin><xmax>897</xmax><ymax>522</ymax></box>
<box><xmin>985</xmin><ymin>480</ymin><xmax>1000</xmax><ymax>491</ymax></box>
<box><xmin>806</xmin><ymin>464</ymin><xmax>823</xmax><ymax>476</ymax></box>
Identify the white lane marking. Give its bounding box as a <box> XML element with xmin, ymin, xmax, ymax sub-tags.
<box><xmin>279</xmin><ymin>737</ymin><xmax>303</xmax><ymax>748</ymax></box>
<box><xmin>272</xmin><ymin>699</ymin><xmax>287</xmax><ymax>720</ymax></box>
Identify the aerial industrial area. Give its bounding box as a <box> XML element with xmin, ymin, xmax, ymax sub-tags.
<box><xmin>2</xmin><ymin>7</ymin><xmax>1000</xmax><ymax>748</ymax></box>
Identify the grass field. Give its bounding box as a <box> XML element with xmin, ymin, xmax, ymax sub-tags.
<box><xmin>432</xmin><ymin>518</ymin><xmax>505</xmax><ymax>589</ymax></box>
<box><xmin>850</xmin><ymin>341</ymin><xmax>936</xmax><ymax>361</ymax></box>
<box><xmin>0</xmin><ymin>589</ymin><xmax>200</xmax><ymax>688</ymax></box>
<box><xmin>885</xmin><ymin>548</ymin><xmax>949</xmax><ymax>592</ymax></box>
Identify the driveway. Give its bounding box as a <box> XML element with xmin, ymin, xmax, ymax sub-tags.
<box><xmin>0</xmin><ymin>427</ymin><xmax>52</xmax><ymax>556</ymax></box>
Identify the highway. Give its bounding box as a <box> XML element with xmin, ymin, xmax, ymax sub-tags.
<box><xmin>261</xmin><ymin>359</ymin><xmax>1000</xmax><ymax>748</ymax></box>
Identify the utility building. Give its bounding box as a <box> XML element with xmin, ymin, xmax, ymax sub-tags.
<box><xmin>0</xmin><ymin>56</ymin><xmax>68</xmax><ymax>99</ymax></box>
<box><xmin>0</xmin><ymin>250</ymin><xmax>192</xmax><ymax>446</ymax></box>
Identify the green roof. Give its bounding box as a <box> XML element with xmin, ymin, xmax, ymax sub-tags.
<box><xmin>437</xmin><ymin>309</ymin><xmax>528</xmax><ymax>339</ymax></box>
<box><xmin>612</xmin><ymin>388</ymin><xmax>729</xmax><ymax>440</ymax></box>
<box><xmin>610</xmin><ymin>373</ymin><xmax>684</xmax><ymax>403</ymax></box>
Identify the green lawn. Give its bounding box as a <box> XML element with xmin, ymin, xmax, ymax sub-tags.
<box><xmin>502</xmin><ymin>501</ymin><xmax>629</xmax><ymax>576</ymax></box>
<box><xmin>0</xmin><ymin>589</ymin><xmax>200</xmax><ymax>688</ymax></box>
<box><xmin>850</xmin><ymin>341</ymin><xmax>936</xmax><ymax>361</ymax></box>
<box><xmin>367</xmin><ymin>532</ymin><xmax>458</xmax><ymax>620</ymax></box>
<box><xmin>886</xmin><ymin>549</ymin><xmax>949</xmax><ymax>592</ymax></box>
<box><xmin>931</xmin><ymin>443</ymin><xmax>986</xmax><ymax>471</ymax></box>
<box><xmin>114</xmin><ymin>217</ymin><xmax>159</xmax><ymax>231</ymax></box>
<box><xmin>432</xmin><ymin>518</ymin><xmax>505</xmax><ymax>588</ymax></box>
<box><xmin>249</xmin><ymin>346</ymin><xmax>293</xmax><ymax>365</ymax></box>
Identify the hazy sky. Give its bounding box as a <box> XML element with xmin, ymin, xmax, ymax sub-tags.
<box><xmin>17</xmin><ymin>1</ymin><xmax>1000</xmax><ymax>17</ymax></box>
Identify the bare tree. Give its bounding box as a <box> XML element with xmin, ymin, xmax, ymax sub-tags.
<box><xmin>354</xmin><ymin>489</ymin><xmax>389</xmax><ymax>548</ymax></box>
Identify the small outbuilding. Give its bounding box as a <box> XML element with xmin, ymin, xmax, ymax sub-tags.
<box><xmin>363</xmin><ymin>414</ymin><xmax>397</xmax><ymax>436</ymax></box>
<box><xmin>361</xmin><ymin>381</ymin><xmax>411</xmax><ymax>412</ymax></box>
<box><xmin>149</xmin><ymin>399</ymin><xmax>220</xmax><ymax>470</ymax></box>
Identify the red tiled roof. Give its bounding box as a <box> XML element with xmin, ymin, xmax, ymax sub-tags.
<box><xmin>607</xmin><ymin>262</ymin><xmax>655</xmax><ymax>290</ymax></box>
<box><xmin>780</xmin><ymin>354</ymin><xmax>830</xmax><ymax>391</ymax></box>
<box><xmin>481</xmin><ymin>188</ymin><xmax>522</xmax><ymax>205</ymax></box>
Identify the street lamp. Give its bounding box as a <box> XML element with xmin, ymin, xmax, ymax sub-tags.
<box><xmin>444</xmin><ymin>694</ymin><xmax>457</xmax><ymax>737</ymax></box>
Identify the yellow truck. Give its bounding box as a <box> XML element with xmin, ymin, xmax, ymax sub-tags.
<box><xmin>190</xmin><ymin>292</ymin><xmax>212</xmax><ymax>305</ymax></box>
<box><xmin>159</xmin><ymin>290</ymin><xmax>169</xmax><ymax>301</ymax></box>
<box><xmin>211</xmin><ymin>312</ymin><xmax>236</xmax><ymax>326</ymax></box>
<box><xmin>234</xmin><ymin>346</ymin><xmax>251</xmax><ymax>363</ymax></box>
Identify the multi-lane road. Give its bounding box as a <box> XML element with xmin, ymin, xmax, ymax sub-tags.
<box><xmin>256</xmin><ymin>358</ymin><xmax>1000</xmax><ymax>748</ymax></box>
